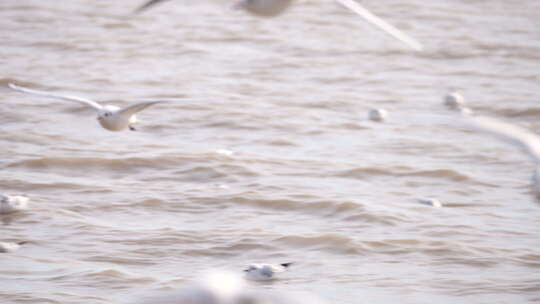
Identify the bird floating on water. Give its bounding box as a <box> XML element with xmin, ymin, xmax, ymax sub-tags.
<box><xmin>443</xmin><ymin>91</ymin><xmax>465</xmax><ymax>110</ymax></box>
<box><xmin>443</xmin><ymin>91</ymin><xmax>473</xmax><ymax>115</ymax></box>
<box><xmin>0</xmin><ymin>194</ymin><xmax>29</xmax><ymax>214</ymax></box>
<box><xmin>443</xmin><ymin>91</ymin><xmax>472</xmax><ymax>115</ymax></box>
<box><xmin>8</xmin><ymin>83</ymin><xmax>175</xmax><ymax>132</ymax></box>
<box><xmin>368</xmin><ymin>108</ymin><xmax>388</xmax><ymax>122</ymax></box>
<box><xmin>244</xmin><ymin>262</ymin><xmax>293</xmax><ymax>281</ymax></box>
<box><xmin>135</xmin><ymin>0</ymin><xmax>423</xmax><ymax>51</ymax></box>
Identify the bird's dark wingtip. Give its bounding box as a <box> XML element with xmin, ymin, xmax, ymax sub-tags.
<box><xmin>280</xmin><ymin>262</ymin><xmax>293</xmax><ymax>268</ymax></box>
<box><xmin>133</xmin><ymin>0</ymin><xmax>169</xmax><ymax>14</ymax></box>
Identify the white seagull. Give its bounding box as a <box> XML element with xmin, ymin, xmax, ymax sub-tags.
<box><xmin>8</xmin><ymin>83</ymin><xmax>173</xmax><ymax>132</ymax></box>
<box><xmin>0</xmin><ymin>241</ymin><xmax>27</xmax><ymax>253</ymax></box>
<box><xmin>135</xmin><ymin>0</ymin><xmax>423</xmax><ymax>51</ymax></box>
<box><xmin>418</xmin><ymin>198</ymin><xmax>443</xmax><ymax>208</ymax></box>
<box><xmin>443</xmin><ymin>91</ymin><xmax>465</xmax><ymax>110</ymax></box>
<box><xmin>244</xmin><ymin>262</ymin><xmax>292</xmax><ymax>281</ymax></box>
<box><xmin>464</xmin><ymin>113</ymin><xmax>540</xmax><ymax>198</ymax></box>
<box><xmin>0</xmin><ymin>194</ymin><xmax>29</xmax><ymax>214</ymax></box>
<box><xmin>368</xmin><ymin>108</ymin><xmax>388</xmax><ymax>122</ymax></box>
<box><xmin>443</xmin><ymin>92</ymin><xmax>473</xmax><ymax>115</ymax></box>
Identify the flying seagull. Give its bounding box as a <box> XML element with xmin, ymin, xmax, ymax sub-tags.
<box><xmin>9</xmin><ymin>83</ymin><xmax>174</xmax><ymax>132</ymax></box>
<box><xmin>445</xmin><ymin>94</ymin><xmax>540</xmax><ymax>198</ymax></box>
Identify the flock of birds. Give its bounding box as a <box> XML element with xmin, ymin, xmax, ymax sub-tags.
<box><xmin>3</xmin><ymin>1</ymin><xmax>539</xmax><ymax>303</ymax></box>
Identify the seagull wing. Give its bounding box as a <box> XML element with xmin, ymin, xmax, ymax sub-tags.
<box><xmin>118</xmin><ymin>100</ymin><xmax>168</xmax><ymax>118</ymax></box>
<box><xmin>134</xmin><ymin>0</ymin><xmax>171</xmax><ymax>13</ymax></box>
<box><xmin>8</xmin><ymin>83</ymin><xmax>103</xmax><ymax>111</ymax></box>
<box><xmin>334</xmin><ymin>0</ymin><xmax>423</xmax><ymax>51</ymax></box>
<box><xmin>469</xmin><ymin>115</ymin><xmax>540</xmax><ymax>164</ymax></box>
<box><xmin>270</xmin><ymin>265</ymin><xmax>288</xmax><ymax>273</ymax></box>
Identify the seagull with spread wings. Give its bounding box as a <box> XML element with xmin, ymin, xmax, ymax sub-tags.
<box><xmin>446</xmin><ymin>95</ymin><xmax>540</xmax><ymax>198</ymax></box>
<box><xmin>8</xmin><ymin>83</ymin><xmax>175</xmax><ymax>132</ymax></box>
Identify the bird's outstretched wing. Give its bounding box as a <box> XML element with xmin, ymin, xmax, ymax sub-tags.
<box><xmin>334</xmin><ymin>0</ymin><xmax>423</xmax><ymax>51</ymax></box>
<box><xmin>8</xmin><ymin>83</ymin><xmax>103</xmax><ymax>110</ymax></box>
<box><xmin>118</xmin><ymin>100</ymin><xmax>169</xmax><ymax>118</ymax></box>
<box><xmin>134</xmin><ymin>0</ymin><xmax>171</xmax><ymax>13</ymax></box>
<box><xmin>469</xmin><ymin>115</ymin><xmax>540</xmax><ymax>164</ymax></box>
<box><xmin>270</xmin><ymin>265</ymin><xmax>288</xmax><ymax>273</ymax></box>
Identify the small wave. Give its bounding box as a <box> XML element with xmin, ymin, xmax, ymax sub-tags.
<box><xmin>0</xmin><ymin>78</ymin><xmax>46</xmax><ymax>88</ymax></box>
<box><xmin>496</xmin><ymin>107</ymin><xmax>540</xmax><ymax>117</ymax></box>
<box><xmin>424</xmin><ymin>44</ymin><xmax>484</xmax><ymax>60</ymax></box>
<box><xmin>511</xmin><ymin>253</ymin><xmax>540</xmax><ymax>268</ymax></box>
<box><xmin>86</xmin><ymin>269</ymin><xmax>157</xmax><ymax>283</ymax></box>
<box><xmin>172</xmin><ymin>164</ymin><xmax>260</xmax><ymax>182</ymax></box>
<box><xmin>227</xmin><ymin>195</ymin><xmax>410</xmax><ymax>226</ymax></box>
<box><xmin>397</xmin><ymin>169</ymin><xmax>471</xmax><ymax>181</ymax></box>
<box><xmin>7</xmin><ymin>156</ymin><xmax>258</xmax><ymax>180</ymax></box>
<box><xmin>475</xmin><ymin>43</ymin><xmax>540</xmax><ymax>60</ymax></box>
<box><xmin>336</xmin><ymin>122</ymin><xmax>370</xmax><ymax>131</ymax></box>
<box><xmin>445</xmin><ymin>279</ymin><xmax>539</xmax><ymax>297</ymax></box>
<box><xmin>360</xmin><ymin>238</ymin><xmax>508</xmax><ymax>267</ymax></box>
<box><xmin>46</xmin><ymin>267</ymin><xmax>159</xmax><ymax>288</ymax></box>
<box><xmin>7</xmin><ymin>156</ymin><xmax>171</xmax><ymax>175</ymax></box>
<box><xmin>27</xmin><ymin>41</ymin><xmax>75</xmax><ymax>51</ymax></box>
<box><xmin>274</xmin><ymin>234</ymin><xmax>364</xmax><ymax>255</ymax></box>
<box><xmin>183</xmin><ymin>241</ymin><xmax>278</xmax><ymax>257</ymax></box>
<box><xmin>0</xmin><ymin>294</ymin><xmax>62</xmax><ymax>304</ymax></box>
<box><xmin>101</xmin><ymin>22</ymin><xmax>134</xmax><ymax>30</ymax></box>
<box><xmin>334</xmin><ymin>167</ymin><xmax>471</xmax><ymax>182</ymax></box>
<box><xmin>230</xmin><ymin>196</ymin><xmax>362</xmax><ymax>214</ymax></box>
<box><xmin>333</xmin><ymin>167</ymin><xmax>397</xmax><ymax>179</ymax></box>
<box><xmin>85</xmin><ymin>255</ymin><xmax>159</xmax><ymax>267</ymax></box>
<box><xmin>261</xmin><ymin>139</ymin><xmax>298</xmax><ymax>147</ymax></box>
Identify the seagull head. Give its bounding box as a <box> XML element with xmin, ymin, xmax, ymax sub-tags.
<box><xmin>97</xmin><ymin>111</ymin><xmax>113</xmax><ymax>121</ymax></box>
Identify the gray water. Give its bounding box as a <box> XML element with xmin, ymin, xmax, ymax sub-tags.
<box><xmin>1</xmin><ymin>0</ymin><xmax>540</xmax><ymax>303</ymax></box>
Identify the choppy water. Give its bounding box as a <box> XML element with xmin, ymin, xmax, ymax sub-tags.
<box><xmin>1</xmin><ymin>0</ymin><xmax>540</xmax><ymax>303</ymax></box>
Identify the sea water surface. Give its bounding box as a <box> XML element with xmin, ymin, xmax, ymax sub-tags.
<box><xmin>1</xmin><ymin>0</ymin><xmax>540</xmax><ymax>303</ymax></box>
